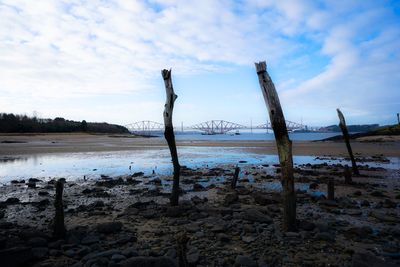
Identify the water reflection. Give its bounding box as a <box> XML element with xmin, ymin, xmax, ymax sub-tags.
<box><xmin>0</xmin><ymin>147</ymin><xmax>397</xmax><ymax>183</ymax></box>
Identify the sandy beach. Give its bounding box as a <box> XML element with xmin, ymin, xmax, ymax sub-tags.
<box><xmin>1</xmin><ymin>133</ymin><xmax>400</xmax><ymax>157</ymax></box>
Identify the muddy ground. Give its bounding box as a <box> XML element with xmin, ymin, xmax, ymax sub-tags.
<box><xmin>0</xmin><ymin>155</ymin><xmax>399</xmax><ymax>267</ymax></box>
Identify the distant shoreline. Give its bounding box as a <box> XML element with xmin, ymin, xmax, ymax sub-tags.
<box><xmin>0</xmin><ymin>133</ymin><xmax>399</xmax><ymax>157</ymax></box>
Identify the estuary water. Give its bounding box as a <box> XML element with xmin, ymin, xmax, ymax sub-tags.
<box><xmin>0</xmin><ymin>146</ymin><xmax>398</xmax><ymax>183</ymax></box>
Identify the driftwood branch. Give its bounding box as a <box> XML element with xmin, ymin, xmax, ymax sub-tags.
<box><xmin>53</xmin><ymin>179</ymin><xmax>66</xmax><ymax>239</ymax></box>
<box><xmin>337</xmin><ymin>109</ymin><xmax>359</xmax><ymax>175</ymax></box>
<box><xmin>162</xmin><ymin>69</ymin><xmax>181</xmax><ymax>206</ymax></box>
<box><xmin>255</xmin><ymin>61</ymin><xmax>296</xmax><ymax>231</ymax></box>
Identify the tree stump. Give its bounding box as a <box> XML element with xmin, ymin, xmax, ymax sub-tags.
<box><xmin>255</xmin><ymin>61</ymin><xmax>296</xmax><ymax>232</ymax></box>
<box><xmin>337</xmin><ymin>109</ymin><xmax>359</xmax><ymax>175</ymax></box>
<box><xmin>53</xmin><ymin>179</ymin><xmax>66</xmax><ymax>239</ymax></box>
<box><xmin>231</xmin><ymin>166</ymin><xmax>240</xmax><ymax>189</ymax></box>
<box><xmin>162</xmin><ymin>69</ymin><xmax>181</xmax><ymax>206</ymax></box>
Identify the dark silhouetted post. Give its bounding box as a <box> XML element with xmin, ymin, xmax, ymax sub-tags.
<box><xmin>162</xmin><ymin>69</ymin><xmax>181</xmax><ymax>206</ymax></box>
<box><xmin>397</xmin><ymin>113</ymin><xmax>399</xmax><ymax>125</ymax></box>
<box><xmin>337</xmin><ymin>109</ymin><xmax>359</xmax><ymax>175</ymax></box>
<box><xmin>176</xmin><ymin>231</ymin><xmax>189</xmax><ymax>267</ymax></box>
<box><xmin>344</xmin><ymin>165</ymin><xmax>352</xmax><ymax>184</ymax></box>
<box><xmin>255</xmin><ymin>61</ymin><xmax>296</xmax><ymax>232</ymax></box>
<box><xmin>327</xmin><ymin>178</ymin><xmax>334</xmax><ymax>200</ymax></box>
<box><xmin>53</xmin><ymin>179</ymin><xmax>66</xmax><ymax>239</ymax></box>
<box><xmin>231</xmin><ymin>166</ymin><xmax>240</xmax><ymax>189</ymax></box>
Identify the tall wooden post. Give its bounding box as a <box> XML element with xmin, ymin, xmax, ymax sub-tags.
<box><xmin>397</xmin><ymin>113</ymin><xmax>399</xmax><ymax>125</ymax></box>
<box><xmin>336</xmin><ymin>109</ymin><xmax>359</xmax><ymax>175</ymax></box>
<box><xmin>162</xmin><ymin>69</ymin><xmax>181</xmax><ymax>206</ymax></box>
<box><xmin>255</xmin><ymin>61</ymin><xmax>296</xmax><ymax>232</ymax></box>
<box><xmin>53</xmin><ymin>179</ymin><xmax>66</xmax><ymax>239</ymax></box>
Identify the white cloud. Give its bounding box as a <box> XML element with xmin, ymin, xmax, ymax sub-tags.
<box><xmin>0</xmin><ymin>0</ymin><xmax>399</xmax><ymax>125</ymax></box>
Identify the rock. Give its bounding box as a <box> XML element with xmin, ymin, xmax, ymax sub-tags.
<box><xmin>370</xmin><ymin>191</ymin><xmax>385</xmax><ymax>197</ymax></box>
<box><xmin>345</xmin><ymin>226</ymin><xmax>373</xmax><ymax>239</ymax></box>
<box><xmin>111</xmin><ymin>254</ymin><xmax>127</xmax><ymax>262</ymax></box>
<box><xmin>360</xmin><ymin>200</ymin><xmax>370</xmax><ymax>207</ymax></box>
<box><xmin>0</xmin><ymin>247</ymin><xmax>34</xmax><ymax>267</ymax></box>
<box><xmin>253</xmin><ymin>192</ymin><xmax>280</xmax><ymax>205</ymax></box>
<box><xmin>193</xmin><ymin>183</ymin><xmax>205</xmax><ymax>191</ymax></box>
<box><xmin>38</xmin><ymin>191</ymin><xmax>49</xmax><ymax>196</ymax></box>
<box><xmin>28</xmin><ymin>237</ymin><xmax>48</xmax><ymax>247</ymax></box>
<box><xmin>187</xmin><ymin>248</ymin><xmax>200</xmax><ymax>265</ymax></box>
<box><xmin>352</xmin><ymin>252</ymin><xmax>397</xmax><ymax>267</ymax></box>
<box><xmin>309</xmin><ymin>182</ymin><xmax>319</xmax><ymax>189</ymax></box>
<box><xmin>298</xmin><ymin>220</ymin><xmax>315</xmax><ymax>231</ymax></box>
<box><xmin>81</xmin><ymin>235</ymin><xmax>100</xmax><ymax>245</ymax></box>
<box><xmin>241</xmin><ymin>235</ymin><xmax>257</xmax><ymax>243</ymax></box>
<box><xmin>96</xmin><ymin>222</ymin><xmax>123</xmax><ymax>234</ymax></box>
<box><xmin>132</xmin><ymin>172</ymin><xmax>144</xmax><ymax>177</ymax></box>
<box><xmin>235</xmin><ymin>255</ymin><xmax>257</xmax><ymax>267</ymax></box>
<box><xmin>27</xmin><ymin>181</ymin><xmax>36</xmax><ymax>188</ymax></box>
<box><xmin>165</xmin><ymin>206</ymin><xmax>184</xmax><ymax>217</ymax></box>
<box><xmin>0</xmin><ymin>210</ymin><xmax>5</xmax><ymax>219</ymax></box>
<box><xmin>383</xmin><ymin>199</ymin><xmax>397</xmax><ymax>208</ymax></box>
<box><xmin>5</xmin><ymin>198</ymin><xmax>20</xmax><ymax>204</ymax></box>
<box><xmin>122</xmin><ymin>248</ymin><xmax>139</xmax><ymax>258</ymax></box>
<box><xmin>315</xmin><ymin>232</ymin><xmax>335</xmax><ymax>242</ymax></box>
<box><xmin>217</xmin><ymin>233</ymin><xmax>230</xmax><ymax>242</ymax></box>
<box><xmin>224</xmin><ymin>192</ymin><xmax>238</xmax><ymax>206</ymax></box>
<box><xmin>32</xmin><ymin>247</ymin><xmax>48</xmax><ymax>259</ymax></box>
<box><xmin>122</xmin><ymin>256</ymin><xmax>177</xmax><ymax>267</ymax></box>
<box><xmin>242</xmin><ymin>209</ymin><xmax>272</xmax><ymax>223</ymax></box>
<box><xmin>370</xmin><ymin>211</ymin><xmax>400</xmax><ymax>223</ymax></box>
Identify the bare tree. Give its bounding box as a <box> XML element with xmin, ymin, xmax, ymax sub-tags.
<box><xmin>162</xmin><ymin>69</ymin><xmax>181</xmax><ymax>206</ymax></box>
<box><xmin>255</xmin><ymin>61</ymin><xmax>296</xmax><ymax>231</ymax></box>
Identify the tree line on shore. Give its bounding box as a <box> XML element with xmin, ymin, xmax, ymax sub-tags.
<box><xmin>0</xmin><ymin>113</ymin><xmax>129</xmax><ymax>134</ymax></box>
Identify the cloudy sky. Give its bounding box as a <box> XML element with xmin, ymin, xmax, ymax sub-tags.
<box><xmin>0</xmin><ymin>0</ymin><xmax>399</xmax><ymax>127</ymax></box>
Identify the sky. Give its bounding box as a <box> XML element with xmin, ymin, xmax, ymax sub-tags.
<box><xmin>0</xmin><ymin>0</ymin><xmax>399</xmax><ymax>128</ymax></box>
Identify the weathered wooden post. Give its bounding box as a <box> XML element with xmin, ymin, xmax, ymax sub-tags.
<box><xmin>176</xmin><ymin>231</ymin><xmax>189</xmax><ymax>267</ymax></box>
<box><xmin>397</xmin><ymin>113</ymin><xmax>399</xmax><ymax>125</ymax></box>
<box><xmin>336</xmin><ymin>109</ymin><xmax>359</xmax><ymax>175</ymax></box>
<box><xmin>255</xmin><ymin>61</ymin><xmax>296</xmax><ymax>231</ymax></box>
<box><xmin>327</xmin><ymin>178</ymin><xmax>334</xmax><ymax>200</ymax></box>
<box><xmin>231</xmin><ymin>166</ymin><xmax>240</xmax><ymax>189</ymax></box>
<box><xmin>162</xmin><ymin>69</ymin><xmax>181</xmax><ymax>206</ymax></box>
<box><xmin>344</xmin><ymin>165</ymin><xmax>352</xmax><ymax>184</ymax></box>
<box><xmin>53</xmin><ymin>179</ymin><xmax>66</xmax><ymax>239</ymax></box>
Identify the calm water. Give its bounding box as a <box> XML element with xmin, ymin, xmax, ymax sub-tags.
<box><xmin>0</xmin><ymin>147</ymin><xmax>398</xmax><ymax>184</ymax></box>
<box><xmin>148</xmin><ymin>132</ymin><xmax>340</xmax><ymax>141</ymax></box>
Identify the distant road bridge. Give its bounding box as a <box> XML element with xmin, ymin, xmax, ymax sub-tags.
<box><xmin>126</xmin><ymin>120</ymin><xmax>315</xmax><ymax>135</ymax></box>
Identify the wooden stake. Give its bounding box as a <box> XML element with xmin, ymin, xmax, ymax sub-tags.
<box><xmin>336</xmin><ymin>109</ymin><xmax>359</xmax><ymax>175</ymax></box>
<box><xmin>255</xmin><ymin>61</ymin><xmax>296</xmax><ymax>232</ymax></box>
<box><xmin>327</xmin><ymin>178</ymin><xmax>334</xmax><ymax>200</ymax></box>
<box><xmin>176</xmin><ymin>231</ymin><xmax>189</xmax><ymax>267</ymax></box>
<box><xmin>162</xmin><ymin>69</ymin><xmax>181</xmax><ymax>206</ymax></box>
<box><xmin>53</xmin><ymin>179</ymin><xmax>66</xmax><ymax>239</ymax></box>
<box><xmin>344</xmin><ymin>165</ymin><xmax>352</xmax><ymax>184</ymax></box>
<box><xmin>231</xmin><ymin>166</ymin><xmax>240</xmax><ymax>189</ymax></box>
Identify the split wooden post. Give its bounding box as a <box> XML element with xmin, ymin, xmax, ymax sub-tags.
<box><xmin>231</xmin><ymin>166</ymin><xmax>240</xmax><ymax>189</ymax></box>
<box><xmin>162</xmin><ymin>69</ymin><xmax>181</xmax><ymax>206</ymax></box>
<box><xmin>336</xmin><ymin>109</ymin><xmax>359</xmax><ymax>175</ymax></box>
<box><xmin>327</xmin><ymin>178</ymin><xmax>334</xmax><ymax>200</ymax></box>
<box><xmin>344</xmin><ymin>165</ymin><xmax>352</xmax><ymax>184</ymax></box>
<box><xmin>53</xmin><ymin>179</ymin><xmax>66</xmax><ymax>239</ymax></box>
<box><xmin>255</xmin><ymin>61</ymin><xmax>296</xmax><ymax>232</ymax></box>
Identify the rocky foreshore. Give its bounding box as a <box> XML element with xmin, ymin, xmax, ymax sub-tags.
<box><xmin>0</xmin><ymin>158</ymin><xmax>399</xmax><ymax>267</ymax></box>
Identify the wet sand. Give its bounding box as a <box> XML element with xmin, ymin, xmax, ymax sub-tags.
<box><xmin>1</xmin><ymin>133</ymin><xmax>400</xmax><ymax>157</ymax></box>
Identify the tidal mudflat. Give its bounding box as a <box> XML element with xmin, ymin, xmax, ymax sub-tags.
<box><xmin>0</xmin><ymin>134</ymin><xmax>399</xmax><ymax>267</ymax></box>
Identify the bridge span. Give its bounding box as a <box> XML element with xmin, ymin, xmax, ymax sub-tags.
<box><xmin>126</xmin><ymin>120</ymin><xmax>317</xmax><ymax>136</ymax></box>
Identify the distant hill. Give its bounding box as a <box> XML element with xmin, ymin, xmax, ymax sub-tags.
<box><xmin>319</xmin><ymin>124</ymin><xmax>379</xmax><ymax>133</ymax></box>
<box><xmin>322</xmin><ymin>124</ymin><xmax>400</xmax><ymax>141</ymax></box>
<box><xmin>0</xmin><ymin>113</ymin><xmax>129</xmax><ymax>134</ymax></box>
